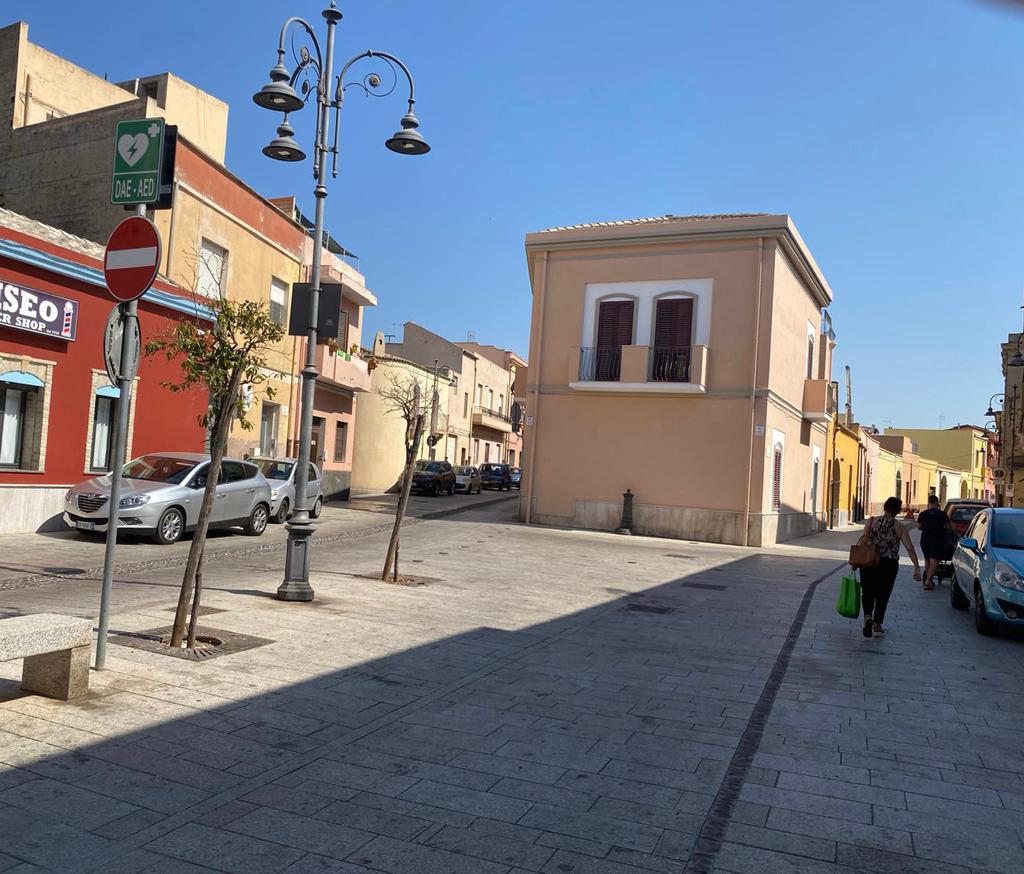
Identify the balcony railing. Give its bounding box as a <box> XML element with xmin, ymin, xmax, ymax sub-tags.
<box><xmin>648</xmin><ymin>346</ymin><xmax>690</xmax><ymax>382</ymax></box>
<box><xmin>579</xmin><ymin>346</ymin><xmax>622</xmax><ymax>381</ymax></box>
<box><xmin>472</xmin><ymin>405</ymin><xmax>512</xmax><ymax>424</ymax></box>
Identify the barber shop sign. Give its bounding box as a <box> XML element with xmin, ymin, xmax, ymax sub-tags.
<box><xmin>1</xmin><ymin>279</ymin><xmax>78</xmax><ymax>341</ymax></box>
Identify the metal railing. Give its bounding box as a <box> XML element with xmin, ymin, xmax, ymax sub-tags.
<box><xmin>579</xmin><ymin>346</ymin><xmax>622</xmax><ymax>381</ymax></box>
<box><xmin>648</xmin><ymin>346</ymin><xmax>690</xmax><ymax>382</ymax></box>
<box><xmin>472</xmin><ymin>405</ymin><xmax>513</xmax><ymax>424</ymax></box>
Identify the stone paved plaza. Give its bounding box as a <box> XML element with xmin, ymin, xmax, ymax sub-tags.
<box><xmin>1</xmin><ymin>500</ymin><xmax>1023</xmax><ymax>873</ymax></box>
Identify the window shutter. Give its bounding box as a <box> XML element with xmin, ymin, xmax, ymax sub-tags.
<box><xmin>596</xmin><ymin>300</ymin><xmax>634</xmax><ymax>347</ymax></box>
<box><xmin>653</xmin><ymin>298</ymin><xmax>693</xmax><ymax>348</ymax></box>
<box><xmin>772</xmin><ymin>446</ymin><xmax>783</xmax><ymax>511</ymax></box>
<box><xmin>806</xmin><ymin>335</ymin><xmax>815</xmax><ymax>379</ymax></box>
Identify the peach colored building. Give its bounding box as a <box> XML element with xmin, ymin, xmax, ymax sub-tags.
<box><xmin>522</xmin><ymin>213</ymin><xmax>836</xmax><ymax>546</ymax></box>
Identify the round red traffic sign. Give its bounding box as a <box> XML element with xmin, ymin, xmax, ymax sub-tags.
<box><xmin>103</xmin><ymin>217</ymin><xmax>162</xmax><ymax>303</ymax></box>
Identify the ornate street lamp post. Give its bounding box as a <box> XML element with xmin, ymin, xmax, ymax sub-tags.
<box><xmin>253</xmin><ymin>2</ymin><xmax>430</xmax><ymax>601</ymax></box>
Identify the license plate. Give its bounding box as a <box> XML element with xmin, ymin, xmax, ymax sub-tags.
<box><xmin>76</xmin><ymin>521</ymin><xmax>97</xmax><ymax>531</ymax></box>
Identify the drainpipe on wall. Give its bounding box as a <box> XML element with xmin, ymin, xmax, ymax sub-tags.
<box><xmin>743</xmin><ymin>238</ymin><xmax>765</xmax><ymax>547</ymax></box>
<box><xmin>524</xmin><ymin>250</ymin><xmax>548</xmax><ymax>525</ymax></box>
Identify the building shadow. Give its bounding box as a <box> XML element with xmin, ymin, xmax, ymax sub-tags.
<box><xmin>0</xmin><ymin>551</ymin><xmax>845</xmax><ymax>873</ymax></box>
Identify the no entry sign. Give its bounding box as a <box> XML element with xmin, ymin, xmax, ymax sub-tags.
<box><xmin>104</xmin><ymin>217</ymin><xmax>161</xmax><ymax>302</ymax></box>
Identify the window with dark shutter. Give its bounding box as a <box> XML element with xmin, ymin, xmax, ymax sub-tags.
<box><xmin>772</xmin><ymin>445</ymin><xmax>783</xmax><ymax>512</ymax></box>
<box><xmin>591</xmin><ymin>299</ymin><xmax>633</xmax><ymax>381</ymax></box>
<box><xmin>651</xmin><ymin>297</ymin><xmax>693</xmax><ymax>381</ymax></box>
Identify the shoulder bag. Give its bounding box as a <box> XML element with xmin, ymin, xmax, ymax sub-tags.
<box><xmin>849</xmin><ymin>517</ymin><xmax>881</xmax><ymax>569</ymax></box>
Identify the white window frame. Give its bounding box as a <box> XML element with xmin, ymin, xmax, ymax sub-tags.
<box><xmin>581</xmin><ymin>279</ymin><xmax>713</xmax><ymax>349</ymax></box>
<box><xmin>197</xmin><ymin>238</ymin><xmax>228</xmax><ymax>299</ymax></box>
<box><xmin>269</xmin><ymin>277</ymin><xmax>288</xmax><ymax>327</ymax></box>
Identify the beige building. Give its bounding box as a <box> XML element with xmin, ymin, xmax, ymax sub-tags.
<box><xmin>350</xmin><ymin>338</ymin><xmax>451</xmax><ymax>493</ymax></box>
<box><xmin>0</xmin><ymin>22</ymin><xmax>377</xmax><ymax>497</ymax></box>
<box><xmin>522</xmin><ymin>213</ymin><xmax>836</xmax><ymax>546</ymax></box>
<box><xmin>388</xmin><ymin>322</ymin><xmax>521</xmax><ymax>467</ymax></box>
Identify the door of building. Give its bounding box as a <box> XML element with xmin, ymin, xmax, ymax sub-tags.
<box><xmin>310</xmin><ymin>417</ymin><xmax>326</xmax><ymax>465</ymax></box>
<box><xmin>259</xmin><ymin>403</ymin><xmax>279</xmax><ymax>457</ymax></box>
<box><xmin>594</xmin><ymin>299</ymin><xmax>634</xmax><ymax>380</ymax></box>
<box><xmin>651</xmin><ymin>297</ymin><xmax>693</xmax><ymax>381</ymax></box>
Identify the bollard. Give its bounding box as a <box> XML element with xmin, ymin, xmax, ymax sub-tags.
<box><xmin>616</xmin><ymin>489</ymin><xmax>634</xmax><ymax>535</ymax></box>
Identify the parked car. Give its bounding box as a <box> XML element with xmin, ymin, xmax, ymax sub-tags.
<box><xmin>509</xmin><ymin>467</ymin><xmax>522</xmax><ymax>489</ymax></box>
<box><xmin>479</xmin><ymin>463</ymin><xmax>513</xmax><ymax>490</ymax></box>
<box><xmin>257</xmin><ymin>458</ymin><xmax>324</xmax><ymax>523</ymax></box>
<box><xmin>64</xmin><ymin>452</ymin><xmax>272</xmax><ymax>544</ymax></box>
<box><xmin>412</xmin><ymin>460</ymin><xmax>456</xmax><ymax>496</ymax></box>
<box><xmin>951</xmin><ymin>507</ymin><xmax>1024</xmax><ymax>634</ymax></box>
<box><xmin>454</xmin><ymin>465</ymin><xmax>482</xmax><ymax>494</ymax></box>
<box><xmin>944</xmin><ymin>499</ymin><xmax>990</xmax><ymax>537</ymax></box>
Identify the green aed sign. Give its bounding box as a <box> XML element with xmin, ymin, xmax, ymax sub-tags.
<box><xmin>111</xmin><ymin>118</ymin><xmax>165</xmax><ymax>205</ymax></box>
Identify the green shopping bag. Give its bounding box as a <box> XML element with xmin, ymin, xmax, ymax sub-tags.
<box><xmin>836</xmin><ymin>573</ymin><xmax>861</xmax><ymax>619</ymax></box>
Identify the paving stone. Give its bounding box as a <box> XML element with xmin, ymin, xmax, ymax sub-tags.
<box><xmin>146</xmin><ymin>822</ymin><xmax>305</xmax><ymax>874</ymax></box>
<box><xmin>900</xmin><ymin>831</ymin><xmax>1023</xmax><ymax>874</ymax></box>
<box><xmin>92</xmin><ymin>807</ymin><xmax>166</xmax><ymax>839</ymax></box>
<box><xmin>723</xmin><ymin>822</ymin><xmax>836</xmax><ymax>862</ymax></box>
<box><xmin>315</xmin><ymin>798</ymin><xmax>433</xmax><ymax>840</ymax></box>
<box><xmin>541</xmin><ymin>849</ymin><xmax>652</xmax><ymax>873</ymax></box>
<box><xmin>870</xmin><ymin>771</ymin><xmax>1002</xmax><ymax>806</ymax></box>
<box><xmin>521</xmin><ymin>803</ymin><xmax>663</xmax><ymax>853</ymax></box>
<box><xmin>292</xmin><ymin>759</ymin><xmax>418</xmax><ymax>797</ymax></box>
<box><xmin>834</xmin><ymin>844</ymin><xmax>971</xmax><ymax>874</ymax></box>
<box><xmin>225</xmin><ymin>806</ymin><xmax>374</xmax><ymax>861</ymax></box>
<box><xmin>496</xmin><ymin>740</ymin><xmax>609</xmax><ymax>773</ymax></box>
<box><xmin>491</xmin><ymin>775</ymin><xmax>597</xmax><ymax>811</ymax></box>
<box><xmin>346</xmin><ymin>790</ymin><xmax>477</xmax><ymax>828</ymax></box>
<box><xmin>715</xmin><ymin>842</ymin><xmax>846</xmax><ymax>874</ymax></box>
<box><xmin>449</xmin><ymin>750</ymin><xmax>565</xmax><ymax>785</ymax></box>
<box><xmin>605</xmin><ymin>847</ymin><xmax>682</xmax><ymax>872</ymax></box>
<box><xmin>555</xmin><ymin>770</ymin><xmax>684</xmax><ymax>809</ymax></box>
<box><xmin>590</xmin><ymin>795</ymin><xmax>706</xmax><ymax>833</ymax></box>
<box><xmin>765</xmin><ymin>807</ymin><xmax>913</xmax><ymax>854</ymax></box>
<box><xmin>70</xmin><ymin>762</ymin><xmax>209</xmax><ymax>814</ymax></box>
<box><xmin>197</xmin><ymin>799</ymin><xmax>260</xmax><ymax>828</ymax></box>
<box><xmin>903</xmin><ymin>791</ymin><xmax>1024</xmax><ymax>831</ymax></box>
<box><xmin>399</xmin><ymin>779</ymin><xmax>533</xmax><ymax>822</ymax></box>
<box><xmin>739</xmin><ymin>783</ymin><xmax>873</xmax><ymax>824</ymax></box>
<box><xmin>281</xmin><ymin>854</ymin><xmax>376</xmax><ymax>873</ymax></box>
<box><xmin>775</xmin><ymin>772</ymin><xmax>906</xmax><ymax>809</ymax></box>
<box><xmin>242</xmin><ymin>783</ymin><xmax>335</xmax><ymax>817</ymax></box>
<box><xmin>0</xmin><ymin>776</ymin><xmax>138</xmax><ymax>830</ymax></box>
<box><xmin>426</xmin><ymin>824</ymin><xmax>556</xmax><ymax>869</ymax></box>
<box><xmin>348</xmin><ymin>834</ymin><xmax>510</xmax><ymax>873</ymax></box>
<box><xmin>326</xmin><ymin>745</ymin><xmax>499</xmax><ymax>791</ymax></box>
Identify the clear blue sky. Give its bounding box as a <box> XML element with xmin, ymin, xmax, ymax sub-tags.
<box><xmin>7</xmin><ymin>0</ymin><xmax>1024</xmax><ymax>429</ymax></box>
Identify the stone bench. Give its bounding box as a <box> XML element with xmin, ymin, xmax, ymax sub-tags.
<box><xmin>0</xmin><ymin>613</ymin><xmax>93</xmax><ymax>700</ymax></box>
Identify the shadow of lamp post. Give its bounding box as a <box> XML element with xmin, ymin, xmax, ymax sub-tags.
<box><xmin>252</xmin><ymin>1</ymin><xmax>430</xmax><ymax>601</ymax></box>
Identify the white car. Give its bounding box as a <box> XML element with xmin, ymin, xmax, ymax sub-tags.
<box><xmin>256</xmin><ymin>458</ymin><xmax>324</xmax><ymax>523</ymax></box>
<box><xmin>454</xmin><ymin>465</ymin><xmax>482</xmax><ymax>494</ymax></box>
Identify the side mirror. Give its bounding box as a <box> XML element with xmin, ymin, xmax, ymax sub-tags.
<box><xmin>960</xmin><ymin>537</ymin><xmax>979</xmax><ymax>552</ymax></box>
<box><xmin>191</xmin><ymin>475</ymin><xmax>207</xmax><ymax>490</ymax></box>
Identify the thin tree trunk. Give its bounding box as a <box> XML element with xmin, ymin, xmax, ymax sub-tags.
<box><xmin>186</xmin><ymin>546</ymin><xmax>204</xmax><ymax>649</ymax></box>
<box><xmin>382</xmin><ymin>413</ymin><xmax>424</xmax><ymax>580</ymax></box>
<box><xmin>170</xmin><ymin>368</ymin><xmax>244</xmax><ymax>646</ymax></box>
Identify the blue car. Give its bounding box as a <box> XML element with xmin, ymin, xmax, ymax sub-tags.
<box><xmin>951</xmin><ymin>507</ymin><xmax>1024</xmax><ymax>634</ymax></box>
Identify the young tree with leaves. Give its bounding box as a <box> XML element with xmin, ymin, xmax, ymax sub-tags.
<box><xmin>147</xmin><ymin>297</ymin><xmax>284</xmax><ymax>647</ymax></box>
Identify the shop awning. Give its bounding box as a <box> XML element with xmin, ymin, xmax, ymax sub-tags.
<box><xmin>0</xmin><ymin>370</ymin><xmax>44</xmax><ymax>388</ymax></box>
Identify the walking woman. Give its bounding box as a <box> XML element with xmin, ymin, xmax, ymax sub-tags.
<box><xmin>860</xmin><ymin>496</ymin><xmax>922</xmax><ymax>637</ymax></box>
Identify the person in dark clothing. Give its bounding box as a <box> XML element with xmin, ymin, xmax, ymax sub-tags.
<box><xmin>860</xmin><ymin>496</ymin><xmax>922</xmax><ymax>638</ymax></box>
<box><xmin>917</xmin><ymin>494</ymin><xmax>952</xmax><ymax>590</ymax></box>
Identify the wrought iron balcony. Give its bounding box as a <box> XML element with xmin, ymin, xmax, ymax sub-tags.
<box><xmin>579</xmin><ymin>346</ymin><xmax>622</xmax><ymax>381</ymax></box>
<box><xmin>648</xmin><ymin>346</ymin><xmax>691</xmax><ymax>382</ymax></box>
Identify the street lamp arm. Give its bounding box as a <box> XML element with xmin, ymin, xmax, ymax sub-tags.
<box><xmin>275</xmin><ymin>16</ymin><xmax>324</xmax><ymax>76</ymax></box>
<box><xmin>336</xmin><ymin>50</ymin><xmax>418</xmax><ymax>108</ymax></box>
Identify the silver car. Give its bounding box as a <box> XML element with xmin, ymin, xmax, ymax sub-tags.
<box><xmin>256</xmin><ymin>458</ymin><xmax>324</xmax><ymax>523</ymax></box>
<box><xmin>454</xmin><ymin>465</ymin><xmax>481</xmax><ymax>494</ymax></box>
<box><xmin>64</xmin><ymin>452</ymin><xmax>272</xmax><ymax>544</ymax></box>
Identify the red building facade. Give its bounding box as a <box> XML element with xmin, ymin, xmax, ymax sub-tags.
<box><xmin>0</xmin><ymin>209</ymin><xmax>212</xmax><ymax>533</ymax></box>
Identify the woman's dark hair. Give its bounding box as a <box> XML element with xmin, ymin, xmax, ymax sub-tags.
<box><xmin>928</xmin><ymin>494</ymin><xmax>940</xmax><ymax>506</ymax></box>
<box><xmin>883</xmin><ymin>496</ymin><xmax>903</xmax><ymax>515</ymax></box>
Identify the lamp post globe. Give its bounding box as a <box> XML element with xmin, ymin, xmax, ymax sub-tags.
<box><xmin>253</xmin><ymin>80</ymin><xmax>305</xmax><ymax>113</ymax></box>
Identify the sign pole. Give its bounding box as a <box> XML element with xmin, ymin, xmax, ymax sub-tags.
<box><xmin>95</xmin><ymin>203</ymin><xmax>145</xmax><ymax>670</ymax></box>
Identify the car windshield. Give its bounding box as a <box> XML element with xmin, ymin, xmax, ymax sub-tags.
<box><xmin>481</xmin><ymin>465</ymin><xmax>504</xmax><ymax>473</ymax></box>
<box><xmin>991</xmin><ymin>515</ymin><xmax>1024</xmax><ymax>549</ymax></box>
<box><xmin>415</xmin><ymin>461</ymin><xmax>443</xmax><ymax>473</ymax></box>
<box><xmin>950</xmin><ymin>507</ymin><xmax>982</xmax><ymax>523</ymax></box>
<box><xmin>259</xmin><ymin>460</ymin><xmax>294</xmax><ymax>481</ymax></box>
<box><xmin>122</xmin><ymin>455</ymin><xmax>198</xmax><ymax>484</ymax></box>
<box><xmin>454</xmin><ymin>467</ymin><xmax>474</xmax><ymax>475</ymax></box>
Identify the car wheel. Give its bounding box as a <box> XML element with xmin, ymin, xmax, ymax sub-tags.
<box><xmin>274</xmin><ymin>498</ymin><xmax>290</xmax><ymax>524</ymax></box>
<box><xmin>449</xmin><ymin>482</ymin><xmax>456</xmax><ymax>496</ymax></box>
<box><xmin>975</xmin><ymin>582</ymin><xmax>997</xmax><ymax>635</ymax></box>
<box><xmin>245</xmin><ymin>503</ymin><xmax>269</xmax><ymax>536</ymax></box>
<box><xmin>950</xmin><ymin>575</ymin><xmax>969</xmax><ymax>610</ymax></box>
<box><xmin>153</xmin><ymin>507</ymin><xmax>185</xmax><ymax>545</ymax></box>
<box><xmin>432</xmin><ymin>482</ymin><xmax>440</xmax><ymax>497</ymax></box>
<box><xmin>310</xmin><ymin>496</ymin><xmax>323</xmax><ymax>519</ymax></box>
